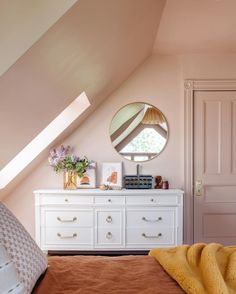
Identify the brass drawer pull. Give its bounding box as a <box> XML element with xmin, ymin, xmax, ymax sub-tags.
<box><xmin>106</xmin><ymin>216</ymin><xmax>113</xmax><ymax>223</ymax></box>
<box><xmin>57</xmin><ymin>233</ymin><xmax>77</xmax><ymax>239</ymax></box>
<box><xmin>142</xmin><ymin>233</ymin><xmax>162</xmax><ymax>239</ymax></box>
<box><xmin>106</xmin><ymin>232</ymin><xmax>112</xmax><ymax>239</ymax></box>
<box><xmin>142</xmin><ymin>216</ymin><xmax>162</xmax><ymax>222</ymax></box>
<box><xmin>57</xmin><ymin>217</ymin><xmax>77</xmax><ymax>223</ymax></box>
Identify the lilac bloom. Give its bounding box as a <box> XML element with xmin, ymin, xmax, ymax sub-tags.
<box><xmin>48</xmin><ymin>144</ymin><xmax>91</xmax><ymax>175</ymax></box>
<box><xmin>55</xmin><ymin>145</ymin><xmax>70</xmax><ymax>160</ymax></box>
<box><xmin>88</xmin><ymin>160</ymin><xmax>96</xmax><ymax>169</ymax></box>
<box><xmin>48</xmin><ymin>145</ymin><xmax>71</xmax><ymax>167</ymax></box>
<box><xmin>71</xmin><ymin>154</ymin><xmax>79</xmax><ymax>163</ymax></box>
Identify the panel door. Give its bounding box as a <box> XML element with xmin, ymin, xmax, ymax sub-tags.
<box><xmin>194</xmin><ymin>91</ymin><xmax>236</xmax><ymax>244</ymax></box>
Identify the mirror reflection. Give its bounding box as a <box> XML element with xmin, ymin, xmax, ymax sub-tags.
<box><xmin>110</xmin><ymin>102</ymin><xmax>169</xmax><ymax>162</ymax></box>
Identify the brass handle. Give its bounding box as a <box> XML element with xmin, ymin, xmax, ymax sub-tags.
<box><xmin>195</xmin><ymin>180</ymin><xmax>203</xmax><ymax>196</ymax></box>
<box><xmin>57</xmin><ymin>233</ymin><xmax>77</xmax><ymax>239</ymax></box>
<box><xmin>106</xmin><ymin>232</ymin><xmax>112</xmax><ymax>239</ymax></box>
<box><xmin>142</xmin><ymin>216</ymin><xmax>162</xmax><ymax>222</ymax></box>
<box><xmin>57</xmin><ymin>217</ymin><xmax>77</xmax><ymax>223</ymax></box>
<box><xmin>106</xmin><ymin>216</ymin><xmax>112</xmax><ymax>223</ymax></box>
<box><xmin>142</xmin><ymin>233</ymin><xmax>162</xmax><ymax>239</ymax></box>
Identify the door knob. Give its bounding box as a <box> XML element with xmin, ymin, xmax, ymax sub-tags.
<box><xmin>195</xmin><ymin>180</ymin><xmax>203</xmax><ymax>196</ymax></box>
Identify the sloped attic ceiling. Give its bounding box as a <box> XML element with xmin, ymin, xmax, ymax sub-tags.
<box><xmin>0</xmin><ymin>0</ymin><xmax>78</xmax><ymax>76</ymax></box>
<box><xmin>0</xmin><ymin>0</ymin><xmax>165</xmax><ymax>194</ymax></box>
<box><xmin>153</xmin><ymin>0</ymin><xmax>236</xmax><ymax>54</ymax></box>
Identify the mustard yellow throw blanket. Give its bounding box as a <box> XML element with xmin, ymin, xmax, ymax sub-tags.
<box><xmin>149</xmin><ymin>243</ymin><xmax>236</xmax><ymax>294</ymax></box>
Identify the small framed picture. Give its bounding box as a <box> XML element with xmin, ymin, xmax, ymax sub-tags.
<box><xmin>102</xmin><ymin>162</ymin><xmax>122</xmax><ymax>188</ymax></box>
<box><xmin>77</xmin><ymin>163</ymin><xmax>96</xmax><ymax>188</ymax></box>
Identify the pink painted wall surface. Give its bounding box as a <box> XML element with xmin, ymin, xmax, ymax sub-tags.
<box><xmin>3</xmin><ymin>54</ymin><xmax>184</xmax><ymax>237</ymax></box>
<box><xmin>181</xmin><ymin>54</ymin><xmax>236</xmax><ymax>79</ymax></box>
<box><xmin>4</xmin><ymin>53</ymin><xmax>236</xmax><ymax>239</ymax></box>
<box><xmin>153</xmin><ymin>0</ymin><xmax>236</xmax><ymax>54</ymax></box>
<box><xmin>0</xmin><ymin>0</ymin><xmax>163</xmax><ymax>170</ymax></box>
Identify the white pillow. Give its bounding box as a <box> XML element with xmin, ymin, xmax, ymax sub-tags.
<box><xmin>0</xmin><ymin>202</ymin><xmax>47</xmax><ymax>294</ymax></box>
<box><xmin>0</xmin><ymin>243</ymin><xmax>26</xmax><ymax>294</ymax></box>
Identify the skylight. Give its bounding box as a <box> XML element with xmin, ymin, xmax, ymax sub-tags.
<box><xmin>0</xmin><ymin>92</ymin><xmax>90</xmax><ymax>189</ymax></box>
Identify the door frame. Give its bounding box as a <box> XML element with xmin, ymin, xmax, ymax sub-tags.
<box><xmin>184</xmin><ymin>79</ymin><xmax>236</xmax><ymax>244</ymax></box>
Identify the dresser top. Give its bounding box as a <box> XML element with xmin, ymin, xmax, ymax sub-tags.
<box><xmin>34</xmin><ymin>188</ymin><xmax>184</xmax><ymax>195</ymax></box>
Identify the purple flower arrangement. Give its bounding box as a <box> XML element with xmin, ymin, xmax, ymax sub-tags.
<box><xmin>48</xmin><ymin>145</ymin><xmax>91</xmax><ymax>177</ymax></box>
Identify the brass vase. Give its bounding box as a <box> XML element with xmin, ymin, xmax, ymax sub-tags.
<box><xmin>63</xmin><ymin>171</ymin><xmax>77</xmax><ymax>190</ymax></box>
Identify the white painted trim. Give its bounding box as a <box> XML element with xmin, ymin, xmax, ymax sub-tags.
<box><xmin>184</xmin><ymin>79</ymin><xmax>236</xmax><ymax>244</ymax></box>
<box><xmin>33</xmin><ymin>188</ymin><xmax>184</xmax><ymax>195</ymax></box>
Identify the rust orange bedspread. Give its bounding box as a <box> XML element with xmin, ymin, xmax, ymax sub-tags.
<box><xmin>33</xmin><ymin>255</ymin><xmax>184</xmax><ymax>294</ymax></box>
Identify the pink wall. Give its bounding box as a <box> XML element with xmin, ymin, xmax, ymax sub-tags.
<box><xmin>0</xmin><ymin>0</ymin><xmax>163</xmax><ymax>170</ymax></box>
<box><xmin>4</xmin><ymin>53</ymin><xmax>236</xmax><ymax>239</ymax></box>
<box><xmin>67</xmin><ymin>55</ymin><xmax>184</xmax><ymax>188</ymax></box>
<box><xmin>3</xmin><ymin>54</ymin><xmax>184</xmax><ymax>237</ymax></box>
<box><xmin>182</xmin><ymin>54</ymin><xmax>236</xmax><ymax>79</ymax></box>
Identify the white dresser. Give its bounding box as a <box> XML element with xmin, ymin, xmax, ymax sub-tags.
<box><xmin>34</xmin><ymin>189</ymin><xmax>183</xmax><ymax>252</ymax></box>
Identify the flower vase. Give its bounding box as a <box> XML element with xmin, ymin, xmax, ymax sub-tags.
<box><xmin>63</xmin><ymin>171</ymin><xmax>77</xmax><ymax>190</ymax></box>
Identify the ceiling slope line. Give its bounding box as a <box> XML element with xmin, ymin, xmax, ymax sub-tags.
<box><xmin>0</xmin><ymin>0</ymin><xmax>78</xmax><ymax>77</ymax></box>
<box><xmin>0</xmin><ymin>92</ymin><xmax>90</xmax><ymax>189</ymax></box>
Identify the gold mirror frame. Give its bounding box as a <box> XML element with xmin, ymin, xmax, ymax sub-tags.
<box><xmin>109</xmin><ymin>102</ymin><xmax>169</xmax><ymax>162</ymax></box>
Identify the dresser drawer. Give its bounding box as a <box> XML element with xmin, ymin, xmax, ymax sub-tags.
<box><xmin>40</xmin><ymin>195</ymin><xmax>93</xmax><ymax>205</ymax></box>
<box><xmin>126</xmin><ymin>209</ymin><xmax>175</xmax><ymax>227</ymax></box>
<box><xmin>126</xmin><ymin>227</ymin><xmax>175</xmax><ymax>246</ymax></box>
<box><xmin>95</xmin><ymin>228</ymin><xmax>123</xmax><ymax>246</ymax></box>
<box><xmin>43</xmin><ymin>228</ymin><xmax>93</xmax><ymax>245</ymax></box>
<box><xmin>96</xmin><ymin>210</ymin><xmax>122</xmax><ymax>227</ymax></box>
<box><xmin>35</xmin><ymin>189</ymin><xmax>183</xmax><ymax>250</ymax></box>
<box><xmin>94</xmin><ymin>196</ymin><xmax>125</xmax><ymax>205</ymax></box>
<box><xmin>42</xmin><ymin>209</ymin><xmax>93</xmax><ymax>227</ymax></box>
<box><xmin>126</xmin><ymin>195</ymin><xmax>178</xmax><ymax>205</ymax></box>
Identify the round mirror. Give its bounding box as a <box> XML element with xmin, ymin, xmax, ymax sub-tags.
<box><xmin>109</xmin><ymin>102</ymin><xmax>169</xmax><ymax>162</ymax></box>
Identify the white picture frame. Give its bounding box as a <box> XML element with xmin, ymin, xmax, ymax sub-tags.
<box><xmin>102</xmin><ymin>162</ymin><xmax>122</xmax><ymax>188</ymax></box>
<box><xmin>77</xmin><ymin>163</ymin><xmax>96</xmax><ymax>188</ymax></box>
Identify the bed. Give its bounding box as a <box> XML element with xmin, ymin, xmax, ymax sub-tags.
<box><xmin>0</xmin><ymin>202</ymin><xmax>181</xmax><ymax>294</ymax></box>
<box><xmin>32</xmin><ymin>255</ymin><xmax>184</xmax><ymax>294</ymax></box>
<box><xmin>2</xmin><ymin>202</ymin><xmax>236</xmax><ymax>294</ymax></box>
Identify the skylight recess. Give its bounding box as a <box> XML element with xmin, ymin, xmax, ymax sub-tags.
<box><xmin>0</xmin><ymin>92</ymin><xmax>90</xmax><ymax>189</ymax></box>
